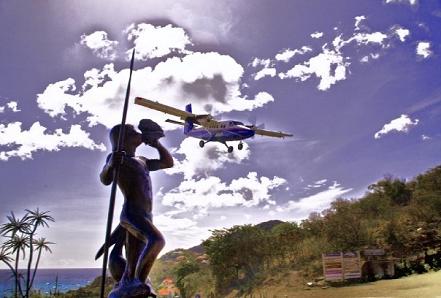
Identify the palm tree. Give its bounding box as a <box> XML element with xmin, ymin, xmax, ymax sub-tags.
<box><xmin>4</xmin><ymin>235</ymin><xmax>30</xmax><ymax>298</ymax></box>
<box><xmin>1</xmin><ymin>212</ymin><xmax>31</xmax><ymax>298</ymax></box>
<box><xmin>0</xmin><ymin>212</ymin><xmax>31</xmax><ymax>237</ymax></box>
<box><xmin>24</xmin><ymin>209</ymin><xmax>54</xmax><ymax>297</ymax></box>
<box><xmin>29</xmin><ymin>238</ymin><xmax>54</xmax><ymax>290</ymax></box>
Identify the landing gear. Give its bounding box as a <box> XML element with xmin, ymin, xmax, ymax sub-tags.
<box><xmin>222</xmin><ymin>142</ymin><xmax>234</xmax><ymax>153</ymax></box>
<box><xmin>238</xmin><ymin>142</ymin><xmax>243</xmax><ymax>150</ymax></box>
<box><xmin>199</xmin><ymin>140</ymin><xmax>205</xmax><ymax>148</ymax></box>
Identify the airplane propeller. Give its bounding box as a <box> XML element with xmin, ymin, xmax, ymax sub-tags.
<box><xmin>245</xmin><ymin>113</ymin><xmax>265</xmax><ymax>130</ymax></box>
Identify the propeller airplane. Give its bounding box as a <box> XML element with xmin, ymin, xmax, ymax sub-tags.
<box><xmin>134</xmin><ymin>97</ymin><xmax>293</xmax><ymax>152</ymax></box>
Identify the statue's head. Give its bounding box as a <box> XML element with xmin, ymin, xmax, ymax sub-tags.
<box><xmin>109</xmin><ymin>124</ymin><xmax>141</xmax><ymax>150</ymax></box>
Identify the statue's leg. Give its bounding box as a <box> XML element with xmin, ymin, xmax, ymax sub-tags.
<box><xmin>133</xmin><ymin>219</ymin><xmax>165</xmax><ymax>283</ymax></box>
<box><xmin>124</xmin><ymin>231</ymin><xmax>143</xmax><ymax>281</ymax></box>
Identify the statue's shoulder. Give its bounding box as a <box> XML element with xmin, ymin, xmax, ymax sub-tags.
<box><xmin>135</xmin><ymin>156</ymin><xmax>149</xmax><ymax>170</ymax></box>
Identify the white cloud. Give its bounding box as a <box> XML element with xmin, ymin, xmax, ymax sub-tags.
<box><xmin>165</xmin><ymin>138</ymin><xmax>250</xmax><ymax>179</ymax></box>
<box><xmin>374</xmin><ymin>114</ymin><xmax>419</xmax><ymax>139</ymax></box>
<box><xmin>162</xmin><ymin>172</ymin><xmax>287</xmax><ymax>215</ymax></box>
<box><xmin>279</xmin><ymin>47</ymin><xmax>349</xmax><ymax>91</ymax></box>
<box><xmin>343</xmin><ymin>32</ymin><xmax>389</xmax><ymax>47</ymax></box>
<box><xmin>0</xmin><ymin>101</ymin><xmax>21</xmax><ymax>113</ymax></box>
<box><xmin>394</xmin><ymin>27</ymin><xmax>410</xmax><ymax>42</ymax></box>
<box><xmin>354</xmin><ymin>15</ymin><xmax>366</xmax><ymax>31</ymax></box>
<box><xmin>126</xmin><ymin>23</ymin><xmax>192</xmax><ymax>60</ymax></box>
<box><xmin>251</xmin><ymin>58</ymin><xmax>271</xmax><ymax>68</ymax></box>
<box><xmin>275</xmin><ymin>46</ymin><xmax>312</xmax><ymax>63</ymax></box>
<box><xmin>310</xmin><ymin>32</ymin><xmax>324</xmax><ymax>39</ymax></box>
<box><xmin>6</xmin><ymin>101</ymin><xmax>20</xmax><ymax>112</ymax></box>
<box><xmin>37</xmin><ymin>52</ymin><xmax>274</xmax><ymax>130</ymax></box>
<box><xmin>416</xmin><ymin>41</ymin><xmax>432</xmax><ymax>59</ymax></box>
<box><xmin>0</xmin><ymin>122</ymin><xmax>105</xmax><ymax>161</ymax></box>
<box><xmin>254</xmin><ymin>67</ymin><xmax>277</xmax><ymax>80</ymax></box>
<box><xmin>305</xmin><ymin>178</ymin><xmax>328</xmax><ymax>189</ymax></box>
<box><xmin>155</xmin><ymin>213</ymin><xmax>210</xmax><ymax>251</ymax></box>
<box><xmin>277</xmin><ymin>182</ymin><xmax>352</xmax><ymax>217</ymax></box>
<box><xmin>360</xmin><ymin>53</ymin><xmax>380</xmax><ymax>63</ymax></box>
<box><xmin>421</xmin><ymin>134</ymin><xmax>431</xmax><ymax>141</ymax></box>
<box><xmin>385</xmin><ymin>0</ymin><xmax>418</xmax><ymax>6</ymax></box>
<box><xmin>276</xmin><ymin>20</ymin><xmax>396</xmax><ymax>90</ymax></box>
<box><xmin>80</xmin><ymin>31</ymin><xmax>118</xmax><ymax>60</ymax></box>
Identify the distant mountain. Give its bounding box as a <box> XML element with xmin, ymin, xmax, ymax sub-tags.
<box><xmin>188</xmin><ymin>243</ymin><xmax>204</xmax><ymax>254</ymax></box>
<box><xmin>255</xmin><ymin>219</ymin><xmax>285</xmax><ymax>231</ymax></box>
<box><xmin>160</xmin><ymin>220</ymin><xmax>286</xmax><ymax>261</ymax></box>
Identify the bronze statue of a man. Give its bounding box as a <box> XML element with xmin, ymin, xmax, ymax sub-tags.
<box><xmin>98</xmin><ymin>121</ymin><xmax>173</xmax><ymax>297</ymax></box>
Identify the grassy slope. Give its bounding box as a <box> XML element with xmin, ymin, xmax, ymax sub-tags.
<box><xmin>241</xmin><ymin>270</ymin><xmax>441</xmax><ymax>298</ymax></box>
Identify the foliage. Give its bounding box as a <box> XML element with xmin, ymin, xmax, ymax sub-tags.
<box><xmin>57</xmin><ymin>165</ymin><xmax>441</xmax><ymax>297</ymax></box>
<box><xmin>201</xmin><ymin>165</ymin><xmax>441</xmax><ymax>296</ymax></box>
<box><xmin>0</xmin><ymin>209</ymin><xmax>54</xmax><ymax>298</ymax></box>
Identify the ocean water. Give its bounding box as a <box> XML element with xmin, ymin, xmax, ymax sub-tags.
<box><xmin>0</xmin><ymin>268</ymin><xmax>101</xmax><ymax>296</ymax></box>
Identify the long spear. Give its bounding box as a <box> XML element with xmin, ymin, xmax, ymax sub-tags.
<box><xmin>100</xmin><ymin>49</ymin><xmax>136</xmax><ymax>298</ymax></box>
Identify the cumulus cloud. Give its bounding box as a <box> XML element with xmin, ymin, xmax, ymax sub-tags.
<box><xmin>166</xmin><ymin>138</ymin><xmax>250</xmax><ymax>179</ymax></box>
<box><xmin>256</xmin><ymin>14</ymin><xmax>413</xmax><ymax>91</ymax></box>
<box><xmin>162</xmin><ymin>172</ymin><xmax>286</xmax><ymax>215</ymax></box>
<box><xmin>276</xmin><ymin>21</ymin><xmax>398</xmax><ymax>90</ymax></box>
<box><xmin>254</xmin><ymin>67</ymin><xmax>277</xmax><ymax>81</ymax></box>
<box><xmin>276</xmin><ymin>182</ymin><xmax>352</xmax><ymax>217</ymax></box>
<box><xmin>279</xmin><ymin>47</ymin><xmax>349</xmax><ymax>91</ymax></box>
<box><xmin>275</xmin><ymin>46</ymin><xmax>312</xmax><ymax>63</ymax></box>
<box><xmin>310</xmin><ymin>32</ymin><xmax>324</xmax><ymax>39</ymax></box>
<box><xmin>126</xmin><ymin>23</ymin><xmax>192</xmax><ymax>60</ymax></box>
<box><xmin>416</xmin><ymin>41</ymin><xmax>432</xmax><ymax>59</ymax></box>
<box><xmin>360</xmin><ymin>53</ymin><xmax>380</xmax><ymax>63</ymax></box>
<box><xmin>394</xmin><ymin>27</ymin><xmax>410</xmax><ymax>42</ymax></box>
<box><xmin>251</xmin><ymin>58</ymin><xmax>271</xmax><ymax>68</ymax></box>
<box><xmin>6</xmin><ymin>101</ymin><xmax>20</xmax><ymax>112</ymax></box>
<box><xmin>80</xmin><ymin>31</ymin><xmax>118</xmax><ymax>60</ymax></box>
<box><xmin>374</xmin><ymin>114</ymin><xmax>419</xmax><ymax>139</ymax></box>
<box><xmin>0</xmin><ymin>101</ymin><xmax>21</xmax><ymax>113</ymax></box>
<box><xmin>37</xmin><ymin>52</ymin><xmax>274</xmax><ymax>129</ymax></box>
<box><xmin>0</xmin><ymin>122</ymin><xmax>105</xmax><ymax>161</ymax></box>
<box><xmin>354</xmin><ymin>16</ymin><xmax>366</xmax><ymax>31</ymax></box>
<box><xmin>155</xmin><ymin>213</ymin><xmax>210</xmax><ymax>251</ymax></box>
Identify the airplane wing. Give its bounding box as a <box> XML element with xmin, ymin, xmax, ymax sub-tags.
<box><xmin>135</xmin><ymin>97</ymin><xmax>195</xmax><ymax>120</ymax></box>
<box><xmin>253</xmin><ymin>128</ymin><xmax>293</xmax><ymax>138</ymax></box>
<box><xmin>135</xmin><ymin>97</ymin><xmax>220</xmax><ymax>127</ymax></box>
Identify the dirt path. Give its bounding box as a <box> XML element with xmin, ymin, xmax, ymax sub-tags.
<box><xmin>252</xmin><ymin>270</ymin><xmax>441</xmax><ymax>298</ymax></box>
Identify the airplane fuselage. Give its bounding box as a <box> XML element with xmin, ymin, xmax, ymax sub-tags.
<box><xmin>186</xmin><ymin>121</ymin><xmax>255</xmax><ymax>142</ymax></box>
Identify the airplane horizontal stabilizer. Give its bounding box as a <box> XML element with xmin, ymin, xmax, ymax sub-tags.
<box><xmin>165</xmin><ymin>119</ymin><xmax>186</xmax><ymax>126</ymax></box>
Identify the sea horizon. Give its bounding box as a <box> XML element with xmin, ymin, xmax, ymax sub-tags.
<box><xmin>0</xmin><ymin>268</ymin><xmax>102</xmax><ymax>295</ymax></box>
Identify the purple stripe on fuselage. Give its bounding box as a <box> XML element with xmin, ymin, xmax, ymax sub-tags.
<box><xmin>186</xmin><ymin>127</ymin><xmax>255</xmax><ymax>141</ymax></box>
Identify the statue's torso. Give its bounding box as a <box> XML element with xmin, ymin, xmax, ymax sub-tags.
<box><xmin>117</xmin><ymin>156</ymin><xmax>153</xmax><ymax>216</ymax></box>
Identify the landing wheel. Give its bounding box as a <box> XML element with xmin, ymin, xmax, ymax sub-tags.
<box><xmin>199</xmin><ymin>140</ymin><xmax>205</xmax><ymax>148</ymax></box>
<box><xmin>228</xmin><ymin>146</ymin><xmax>234</xmax><ymax>153</ymax></box>
<box><xmin>238</xmin><ymin>143</ymin><xmax>243</xmax><ymax>150</ymax></box>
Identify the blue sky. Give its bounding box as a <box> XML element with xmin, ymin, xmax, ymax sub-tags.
<box><xmin>0</xmin><ymin>0</ymin><xmax>440</xmax><ymax>268</ymax></box>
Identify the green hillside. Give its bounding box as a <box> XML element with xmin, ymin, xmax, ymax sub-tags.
<box><xmin>64</xmin><ymin>164</ymin><xmax>441</xmax><ymax>297</ymax></box>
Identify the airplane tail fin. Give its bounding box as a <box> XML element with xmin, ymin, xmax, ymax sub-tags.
<box><xmin>184</xmin><ymin>104</ymin><xmax>193</xmax><ymax>134</ymax></box>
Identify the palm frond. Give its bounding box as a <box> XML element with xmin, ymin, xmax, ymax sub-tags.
<box><xmin>0</xmin><ymin>212</ymin><xmax>32</xmax><ymax>236</ymax></box>
<box><xmin>34</xmin><ymin>238</ymin><xmax>54</xmax><ymax>253</ymax></box>
<box><xmin>25</xmin><ymin>208</ymin><xmax>55</xmax><ymax>229</ymax></box>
